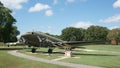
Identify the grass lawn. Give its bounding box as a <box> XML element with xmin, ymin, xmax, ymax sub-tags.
<box><xmin>19</xmin><ymin>48</ymin><xmax>64</xmax><ymax>60</ymax></box>
<box><xmin>62</xmin><ymin>51</ymin><xmax>120</xmax><ymax>68</ymax></box>
<box><xmin>2</xmin><ymin>45</ymin><xmax>120</xmax><ymax>68</ymax></box>
<box><xmin>19</xmin><ymin>45</ymin><xmax>120</xmax><ymax>68</ymax></box>
<box><xmin>0</xmin><ymin>46</ymin><xmax>69</xmax><ymax>68</ymax></box>
<box><xmin>62</xmin><ymin>45</ymin><xmax>120</xmax><ymax>68</ymax></box>
<box><xmin>81</xmin><ymin>45</ymin><xmax>120</xmax><ymax>52</ymax></box>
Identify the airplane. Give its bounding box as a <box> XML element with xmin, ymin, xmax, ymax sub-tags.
<box><xmin>20</xmin><ymin>31</ymin><xmax>104</xmax><ymax>57</ymax></box>
<box><xmin>5</xmin><ymin>41</ymin><xmax>24</xmax><ymax>47</ymax></box>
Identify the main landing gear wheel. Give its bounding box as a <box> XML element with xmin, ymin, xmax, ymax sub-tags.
<box><xmin>31</xmin><ymin>48</ymin><xmax>36</xmax><ymax>53</ymax></box>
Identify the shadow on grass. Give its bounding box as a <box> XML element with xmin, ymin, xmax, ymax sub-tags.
<box><xmin>26</xmin><ymin>50</ymin><xmax>65</xmax><ymax>54</ymax></box>
<box><xmin>26</xmin><ymin>50</ymin><xmax>116</xmax><ymax>56</ymax></box>
<box><xmin>0</xmin><ymin>48</ymin><xmax>30</xmax><ymax>50</ymax></box>
<box><xmin>39</xmin><ymin>51</ymin><xmax>64</xmax><ymax>54</ymax></box>
<box><xmin>74</xmin><ymin>53</ymin><xmax>117</xmax><ymax>56</ymax></box>
<box><xmin>25</xmin><ymin>49</ymin><xmax>117</xmax><ymax>56</ymax></box>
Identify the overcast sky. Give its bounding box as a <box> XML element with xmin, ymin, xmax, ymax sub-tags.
<box><xmin>1</xmin><ymin>0</ymin><xmax>120</xmax><ymax>35</ymax></box>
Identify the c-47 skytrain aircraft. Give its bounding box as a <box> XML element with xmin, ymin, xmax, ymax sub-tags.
<box><xmin>20</xmin><ymin>31</ymin><xmax>103</xmax><ymax>57</ymax></box>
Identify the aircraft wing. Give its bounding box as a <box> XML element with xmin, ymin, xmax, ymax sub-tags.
<box><xmin>20</xmin><ymin>31</ymin><xmax>104</xmax><ymax>49</ymax></box>
<box><xmin>53</xmin><ymin>41</ymin><xmax>103</xmax><ymax>48</ymax></box>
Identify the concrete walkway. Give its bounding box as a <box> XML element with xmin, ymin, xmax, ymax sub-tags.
<box><xmin>8</xmin><ymin>50</ymin><xmax>103</xmax><ymax>68</ymax></box>
<box><xmin>52</xmin><ymin>56</ymin><xmax>69</xmax><ymax>61</ymax></box>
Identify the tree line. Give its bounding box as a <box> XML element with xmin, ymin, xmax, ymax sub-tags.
<box><xmin>60</xmin><ymin>26</ymin><xmax>120</xmax><ymax>45</ymax></box>
<box><xmin>0</xmin><ymin>2</ymin><xmax>20</xmax><ymax>43</ymax></box>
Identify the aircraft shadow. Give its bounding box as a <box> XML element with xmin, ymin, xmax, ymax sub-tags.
<box><xmin>0</xmin><ymin>48</ymin><xmax>30</xmax><ymax>50</ymax></box>
<box><xmin>26</xmin><ymin>51</ymin><xmax>117</xmax><ymax>56</ymax></box>
<box><xmin>74</xmin><ymin>53</ymin><xmax>117</xmax><ymax>56</ymax></box>
<box><xmin>26</xmin><ymin>51</ymin><xmax>65</xmax><ymax>54</ymax></box>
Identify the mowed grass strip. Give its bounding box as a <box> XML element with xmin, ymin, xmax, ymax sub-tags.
<box><xmin>0</xmin><ymin>50</ymin><xmax>69</xmax><ymax>68</ymax></box>
<box><xmin>61</xmin><ymin>51</ymin><xmax>120</xmax><ymax>68</ymax></box>
<box><xmin>82</xmin><ymin>45</ymin><xmax>120</xmax><ymax>52</ymax></box>
<box><xmin>19</xmin><ymin>48</ymin><xmax>64</xmax><ymax>60</ymax></box>
<box><xmin>20</xmin><ymin>45</ymin><xmax>120</xmax><ymax>68</ymax></box>
<box><xmin>62</xmin><ymin>45</ymin><xmax>120</xmax><ymax>68</ymax></box>
<box><xmin>5</xmin><ymin>45</ymin><xmax>120</xmax><ymax>68</ymax></box>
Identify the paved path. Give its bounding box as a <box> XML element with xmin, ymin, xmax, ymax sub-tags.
<box><xmin>52</xmin><ymin>56</ymin><xmax>69</xmax><ymax>61</ymax></box>
<box><xmin>8</xmin><ymin>50</ymin><xmax>103</xmax><ymax>68</ymax></box>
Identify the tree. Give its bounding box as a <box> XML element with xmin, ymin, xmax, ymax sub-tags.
<box><xmin>10</xmin><ymin>26</ymin><xmax>20</xmax><ymax>42</ymax></box>
<box><xmin>107</xmin><ymin>28</ymin><xmax>120</xmax><ymax>45</ymax></box>
<box><xmin>60</xmin><ymin>27</ymin><xmax>85</xmax><ymax>41</ymax></box>
<box><xmin>85</xmin><ymin>26</ymin><xmax>109</xmax><ymax>41</ymax></box>
<box><xmin>0</xmin><ymin>2</ymin><xmax>19</xmax><ymax>43</ymax></box>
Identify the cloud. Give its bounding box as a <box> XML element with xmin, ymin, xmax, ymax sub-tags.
<box><xmin>99</xmin><ymin>14</ymin><xmax>120</xmax><ymax>23</ymax></box>
<box><xmin>45</xmin><ymin>10</ymin><xmax>53</xmax><ymax>16</ymax></box>
<box><xmin>29</xmin><ymin>3</ymin><xmax>53</xmax><ymax>16</ymax></box>
<box><xmin>113</xmin><ymin>0</ymin><xmax>120</xmax><ymax>8</ymax></box>
<box><xmin>53</xmin><ymin>0</ymin><xmax>58</xmax><ymax>5</ymax></box>
<box><xmin>80</xmin><ymin>0</ymin><xmax>87</xmax><ymax>2</ymax></box>
<box><xmin>67</xmin><ymin>0</ymin><xmax>87</xmax><ymax>3</ymax></box>
<box><xmin>71</xmin><ymin>21</ymin><xmax>93</xmax><ymax>29</ymax></box>
<box><xmin>67</xmin><ymin>0</ymin><xmax>75</xmax><ymax>3</ymax></box>
<box><xmin>0</xmin><ymin>0</ymin><xmax>28</xmax><ymax>10</ymax></box>
<box><xmin>29</xmin><ymin>3</ymin><xmax>51</xmax><ymax>12</ymax></box>
<box><xmin>109</xmin><ymin>26</ymin><xmax>120</xmax><ymax>30</ymax></box>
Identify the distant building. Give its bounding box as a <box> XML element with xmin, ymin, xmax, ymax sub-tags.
<box><xmin>111</xmin><ymin>40</ymin><xmax>119</xmax><ymax>45</ymax></box>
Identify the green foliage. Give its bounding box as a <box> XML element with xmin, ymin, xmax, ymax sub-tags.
<box><xmin>85</xmin><ymin>26</ymin><xmax>109</xmax><ymax>41</ymax></box>
<box><xmin>107</xmin><ymin>28</ymin><xmax>120</xmax><ymax>43</ymax></box>
<box><xmin>61</xmin><ymin>27</ymin><xmax>85</xmax><ymax>41</ymax></box>
<box><xmin>60</xmin><ymin>26</ymin><xmax>109</xmax><ymax>41</ymax></box>
<box><xmin>0</xmin><ymin>2</ymin><xmax>19</xmax><ymax>42</ymax></box>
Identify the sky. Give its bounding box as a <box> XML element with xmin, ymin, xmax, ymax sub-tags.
<box><xmin>0</xmin><ymin>0</ymin><xmax>120</xmax><ymax>36</ymax></box>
